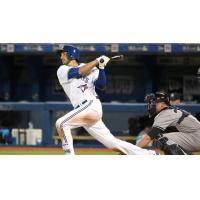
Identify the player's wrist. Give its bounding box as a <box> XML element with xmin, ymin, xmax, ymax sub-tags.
<box><xmin>98</xmin><ymin>65</ymin><xmax>105</xmax><ymax>69</ymax></box>
<box><xmin>95</xmin><ymin>58</ymin><xmax>100</xmax><ymax>65</ymax></box>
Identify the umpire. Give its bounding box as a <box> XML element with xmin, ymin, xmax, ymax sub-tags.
<box><xmin>137</xmin><ymin>91</ymin><xmax>200</xmax><ymax>155</ymax></box>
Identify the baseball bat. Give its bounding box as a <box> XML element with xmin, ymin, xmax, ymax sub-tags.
<box><xmin>100</xmin><ymin>55</ymin><xmax>124</xmax><ymax>63</ymax></box>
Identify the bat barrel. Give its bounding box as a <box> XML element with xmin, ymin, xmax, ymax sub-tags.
<box><xmin>111</xmin><ymin>55</ymin><xmax>124</xmax><ymax>60</ymax></box>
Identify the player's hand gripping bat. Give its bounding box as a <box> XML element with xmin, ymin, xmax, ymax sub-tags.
<box><xmin>99</xmin><ymin>55</ymin><xmax>124</xmax><ymax>64</ymax></box>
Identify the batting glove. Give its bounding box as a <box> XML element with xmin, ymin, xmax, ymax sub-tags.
<box><xmin>96</xmin><ymin>55</ymin><xmax>110</xmax><ymax>69</ymax></box>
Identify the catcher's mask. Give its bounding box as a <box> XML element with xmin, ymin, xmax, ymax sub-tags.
<box><xmin>145</xmin><ymin>91</ymin><xmax>170</xmax><ymax>117</ymax></box>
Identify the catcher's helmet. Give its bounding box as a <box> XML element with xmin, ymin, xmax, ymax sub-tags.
<box><xmin>58</xmin><ymin>45</ymin><xmax>80</xmax><ymax>61</ymax></box>
<box><xmin>145</xmin><ymin>91</ymin><xmax>170</xmax><ymax>117</ymax></box>
<box><xmin>154</xmin><ymin>91</ymin><xmax>170</xmax><ymax>104</ymax></box>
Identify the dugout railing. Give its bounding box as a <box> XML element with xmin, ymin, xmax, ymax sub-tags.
<box><xmin>0</xmin><ymin>102</ymin><xmax>200</xmax><ymax>146</ymax></box>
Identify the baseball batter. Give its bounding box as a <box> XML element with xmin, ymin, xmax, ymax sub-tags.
<box><xmin>55</xmin><ymin>45</ymin><xmax>158</xmax><ymax>155</ymax></box>
<box><xmin>137</xmin><ymin>91</ymin><xmax>200</xmax><ymax>154</ymax></box>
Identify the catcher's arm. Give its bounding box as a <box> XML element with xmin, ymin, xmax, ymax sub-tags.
<box><xmin>137</xmin><ymin>134</ymin><xmax>152</xmax><ymax>148</ymax></box>
<box><xmin>137</xmin><ymin>126</ymin><xmax>164</xmax><ymax>148</ymax></box>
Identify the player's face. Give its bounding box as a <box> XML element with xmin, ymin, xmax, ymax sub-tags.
<box><xmin>156</xmin><ymin>102</ymin><xmax>167</xmax><ymax>113</ymax></box>
<box><xmin>60</xmin><ymin>52</ymin><xmax>70</xmax><ymax>65</ymax></box>
<box><xmin>155</xmin><ymin>102</ymin><xmax>163</xmax><ymax>113</ymax></box>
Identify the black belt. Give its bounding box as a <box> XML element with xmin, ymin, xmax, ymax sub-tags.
<box><xmin>75</xmin><ymin>100</ymin><xmax>88</xmax><ymax>109</ymax></box>
<box><xmin>75</xmin><ymin>96</ymin><xmax>99</xmax><ymax>109</ymax></box>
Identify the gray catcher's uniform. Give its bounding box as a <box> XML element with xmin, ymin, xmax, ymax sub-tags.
<box><xmin>153</xmin><ymin>107</ymin><xmax>200</xmax><ymax>151</ymax></box>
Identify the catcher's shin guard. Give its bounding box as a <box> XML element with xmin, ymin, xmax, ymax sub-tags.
<box><xmin>153</xmin><ymin>137</ymin><xmax>193</xmax><ymax>155</ymax></box>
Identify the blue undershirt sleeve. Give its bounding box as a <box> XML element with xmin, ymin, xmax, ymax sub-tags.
<box><xmin>94</xmin><ymin>69</ymin><xmax>106</xmax><ymax>90</ymax></box>
<box><xmin>68</xmin><ymin>68</ymin><xmax>81</xmax><ymax>79</ymax></box>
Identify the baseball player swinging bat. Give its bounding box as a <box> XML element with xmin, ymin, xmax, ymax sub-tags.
<box><xmin>100</xmin><ymin>55</ymin><xmax>124</xmax><ymax>63</ymax></box>
<box><xmin>56</xmin><ymin>45</ymin><xmax>158</xmax><ymax>155</ymax></box>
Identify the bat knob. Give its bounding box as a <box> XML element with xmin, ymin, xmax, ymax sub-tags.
<box><xmin>100</xmin><ymin>58</ymin><xmax>104</xmax><ymax>63</ymax></box>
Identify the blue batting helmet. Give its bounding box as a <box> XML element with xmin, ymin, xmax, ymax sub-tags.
<box><xmin>58</xmin><ymin>45</ymin><xmax>80</xmax><ymax>61</ymax></box>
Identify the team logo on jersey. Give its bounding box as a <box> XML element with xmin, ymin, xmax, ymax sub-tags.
<box><xmin>77</xmin><ymin>84</ymin><xmax>88</xmax><ymax>92</ymax></box>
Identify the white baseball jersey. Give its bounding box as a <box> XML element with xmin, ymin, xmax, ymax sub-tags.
<box><xmin>57</xmin><ymin>63</ymin><xmax>99</xmax><ymax>108</ymax></box>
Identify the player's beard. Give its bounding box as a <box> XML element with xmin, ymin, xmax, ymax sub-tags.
<box><xmin>62</xmin><ymin>59</ymin><xmax>70</xmax><ymax>65</ymax></box>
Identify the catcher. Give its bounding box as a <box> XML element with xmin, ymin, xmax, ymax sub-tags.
<box><xmin>137</xmin><ymin>91</ymin><xmax>200</xmax><ymax>155</ymax></box>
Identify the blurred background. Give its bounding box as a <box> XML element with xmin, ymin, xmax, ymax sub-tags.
<box><xmin>0</xmin><ymin>43</ymin><xmax>200</xmax><ymax>154</ymax></box>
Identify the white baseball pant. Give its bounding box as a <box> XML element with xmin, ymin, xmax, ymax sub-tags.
<box><xmin>55</xmin><ymin>98</ymin><xmax>156</xmax><ymax>155</ymax></box>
